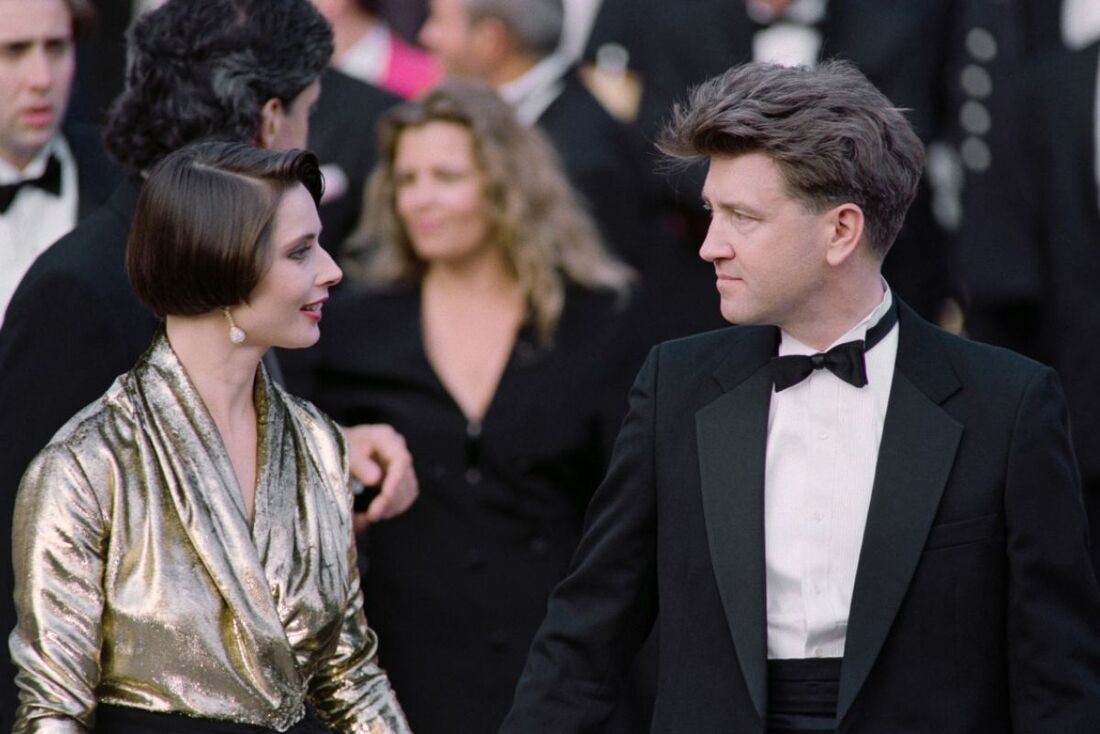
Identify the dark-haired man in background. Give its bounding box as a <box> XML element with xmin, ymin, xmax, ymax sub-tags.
<box><xmin>0</xmin><ymin>1</ymin><xmax>415</xmax><ymax>727</ymax></box>
<box><xmin>0</xmin><ymin>0</ymin><xmax>120</xmax><ymax>325</ymax></box>
<box><xmin>502</xmin><ymin>60</ymin><xmax>1100</xmax><ymax>733</ymax></box>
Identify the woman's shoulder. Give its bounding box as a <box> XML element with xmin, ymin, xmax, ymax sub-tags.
<box><xmin>18</xmin><ymin>378</ymin><xmax>136</xmax><ymax>517</ymax></box>
<box><xmin>271</xmin><ymin>384</ymin><xmax>349</xmax><ymax>482</ymax></box>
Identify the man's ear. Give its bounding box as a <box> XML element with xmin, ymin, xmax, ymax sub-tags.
<box><xmin>257</xmin><ymin>97</ymin><xmax>284</xmax><ymax>150</ymax></box>
<box><xmin>824</xmin><ymin>203</ymin><xmax>866</xmax><ymax>267</ymax></box>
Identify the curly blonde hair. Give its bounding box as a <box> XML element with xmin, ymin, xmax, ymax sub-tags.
<box><xmin>344</xmin><ymin>79</ymin><xmax>634</xmax><ymax>341</ymax></box>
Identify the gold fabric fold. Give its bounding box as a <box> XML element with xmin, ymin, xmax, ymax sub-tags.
<box><xmin>11</xmin><ymin>332</ymin><xmax>409</xmax><ymax>734</ymax></box>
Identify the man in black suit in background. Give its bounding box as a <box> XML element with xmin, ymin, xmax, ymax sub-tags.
<box><xmin>418</xmin><ymin>0</ymin><xmax>650</xmax><ymax>270</ymax></box>
<box><xmin>585</xmin><ymin>0</ymin><xmax>968</xmax><ymax>339</ymax></box>
<box><xmin>958</xmin><ymin>39</ymin><xmax>1100</xmax><ymax>581</ymax></box>
<box><xmin>0</xmin><ymin>0</ymin><xmax>120</xmax><ymax>325</ymax></box>
<box><xmin>502</xmin><ymin>60</ymin><xmax>1100</xmax><ymax>733</ymax></box>
<box><xmin>309</xmin><ymin>66</ymin><xmax>400</xmax><ymax>259</ymax></box>
<box><xmin>0</xmin><ymin>1</ymin><xmax>418</xmax><ymax>729</ymax></box>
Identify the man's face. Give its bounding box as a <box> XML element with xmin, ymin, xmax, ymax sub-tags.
<box><xmin>698</xmin><ymin>152</ymin><xmax>832</xmax><ymax>330</ymax></box>
<box><xmin>419</xmin><ymin>0</ymin><xmax>484</xmax><ymax>78</ymax></box>
<box><xmin>0</xmin><ymin>0</ymin><xmax>75</xmax><ymax>169</ymax></box>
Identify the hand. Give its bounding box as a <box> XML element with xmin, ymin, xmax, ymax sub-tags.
<box><xmin>343</xmin><ymin>423</ymin><xmax>419</xmax><ymax>531</ymax></box>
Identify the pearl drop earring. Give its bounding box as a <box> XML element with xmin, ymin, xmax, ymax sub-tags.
<box><xmin>222</xmin><ymin>307</ymin><xmax>246</xmax><ymax>345</ymax></box>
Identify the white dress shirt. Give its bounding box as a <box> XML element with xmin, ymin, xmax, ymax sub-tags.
<box><xmin>497</xmin><ymin>53</ymin><xmax>571</xmax><ymax>127</ymax></box>
<box><xmin>0</xmin><ymin>135</ymin><xmax>78</xmax><ymax>324</ymax></box>
<box><xmin>334</xmin><ymin>22</ymin><xmax>391</xmax><ymax>87</ymax></box>
<box><xmin>750</xmin><ymin>0</ymin><xmax>827</xmax><ymax>68</ymax></box>
<box><xmin>1063</xmin><ymin>0</ymin><xmax>1100</xmax><ymax>50</ymax></box>
<box><xmin>765</xmin><ymin>287</ymin><xmax>898</xmax><ymax>660</ymax></box>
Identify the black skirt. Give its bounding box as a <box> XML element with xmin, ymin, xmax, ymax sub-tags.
<box><xmin>93</xmin><ymin>704</ymin><xmax>336</xmax><ymax>734</ymax></box>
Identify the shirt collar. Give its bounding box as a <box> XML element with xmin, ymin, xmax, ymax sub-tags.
<box><xmin>497</xmin><ymin>53</ymin><xmax>570</xmax><ymax>125</ymax></box>
<box><xmin>0</xmin><ymin>135</ymin><xmax>62</xmax><ymax>184</ymax></box>
<box><xmin>779</xmin><ymin>281</ymin><xmax>893</xmax><ymax>357</ymax></box>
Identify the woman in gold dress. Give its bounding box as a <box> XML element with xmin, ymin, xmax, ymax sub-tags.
<box><xmin>9</xmin><ymin>142</ymin><xmax>411</xmax><ymax>734</ymax></box>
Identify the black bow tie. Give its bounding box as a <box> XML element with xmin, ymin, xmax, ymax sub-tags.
<box><xmin>771</xmin><ymin>299</ymin><xmax>898</xmax><ymax>392</ymax></box>
<box><xmin>0</xmin><ymin>155</ymin><xmax>62</xmax><ymax>214</ymax></box>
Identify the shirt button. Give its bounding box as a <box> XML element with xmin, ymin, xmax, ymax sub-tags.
<box><xmin>819</xmin><ymin>430</ymin><xmax>829</xmax><ymax>440</ymax></box>
<box><xmin>465</xmin><ymin>468</ymin><xmax>482</xmax><ymax>484</ymax></box>
<box><xmin>812</xmin><ymin>511</ymin><xmax>824</xmax><ymax>523</ymax></box>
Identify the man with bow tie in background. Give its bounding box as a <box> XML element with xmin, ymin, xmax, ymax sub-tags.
<box><xmin>0</xmin><ymin>0</ymin><xmax>119</xmax><ymax>324</ymax></box>
<box><xmin>501</xmin><ymin>60</ymin><xmax>1100</xmax><ymax>733</ymax></box>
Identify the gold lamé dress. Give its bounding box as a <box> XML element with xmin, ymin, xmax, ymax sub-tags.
<box><xmin>10</xmin><ymin>333</ymin><xmax>411</xmax><ymax>734</ymax></box>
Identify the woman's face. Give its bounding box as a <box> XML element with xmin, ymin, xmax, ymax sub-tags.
<box><xmin>393</xmin><ymin>121</ymin><xmax>494</xmax><ymax>268</ymax></box>
<box><xmin>233</xmin><ymin>183</ymin><xmax>342</xmax><ymax>349</ymax></box>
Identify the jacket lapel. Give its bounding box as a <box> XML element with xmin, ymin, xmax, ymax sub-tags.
<box><xmin>128</xmin><ymin>334</ymin><xmax>302</xmax><ymax>698</ymax></box>
<box><xmin>695</xmin><ymin>326</ymin><xmax>778</xmax><ymax>720</ymax></box>
<box><xmin>837</xmin><ymin>303</ymin><xmax>963</xmax><ymax>722</ymax></box>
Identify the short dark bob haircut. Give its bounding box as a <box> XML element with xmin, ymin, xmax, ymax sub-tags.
<box><xmin>127</xmin><ymin>141</ymin><xmax>323</xmax><ymax>317</ymax></box>
<box><xmin>660</xmin><ymin>60</ymin><xmax>925</xmax><ymax>257</ymax></box>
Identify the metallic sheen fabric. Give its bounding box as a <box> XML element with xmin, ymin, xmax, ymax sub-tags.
<box><xmin>11</xmin><ymin>333</ymin><xmax>410</xmax><ymax>734</ymax></box>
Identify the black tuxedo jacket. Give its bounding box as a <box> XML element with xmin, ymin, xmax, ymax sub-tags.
<box><xmin>502</xmin><ymin>302</ymin><xmax>1100</xmax><ymax>733</ymax></box>
<box><xmin>64</xmin><ymin>123</ymin><xmax>122</xmax><ymax>220</ymax></box>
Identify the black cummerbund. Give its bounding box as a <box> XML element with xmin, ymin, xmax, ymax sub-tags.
<box><xmin>766</xmin><ymin>657</ymin><xmax>842</xmax><ymax>734</ymax></box>
<box><xmin>94</xmin><ymin>704</ymin><xmax>331</xmax><ymax>734</ymax></box>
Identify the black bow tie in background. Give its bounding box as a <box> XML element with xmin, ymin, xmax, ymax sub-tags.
<box><xmin>771</xmin><ymin>299</ymin><xmax>899</xmax><ymax>392</ymax></box>
<box><xmin>0</xmin><ymin>155</ymin><xmax>62</xmax><ymax>214</ymax></box>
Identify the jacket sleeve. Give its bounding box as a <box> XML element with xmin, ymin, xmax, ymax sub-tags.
<box><xmin>1005</xmin><ymin>366</ymin><xmax>1100</xmax><ymax>730</ymax></box>
<box><xmin>0</xmin><ymin>268</ymin><xmax>139</xmax><ymax>731</ymax></box>
<box><xmin>307</xmin><ymin>430</ymin><xmax>410</xmax><ymax>734</ymax></box>
<box><xmin>10</xmin><ymin>445</ymin><xmax>108</xmax><ymax>734</ymax></box>
<box><xmin>500</xmin><ymin>346</ymin><xmax>661</xmax><ymax>732</ymax></box>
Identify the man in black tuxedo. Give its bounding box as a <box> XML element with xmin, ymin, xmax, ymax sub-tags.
<box><xmin>0</xmin><ymin>1</ymin><xmax>417</xmax><ymax>729</ymax></box>
<box><xmin>0</xmin><ymin>0</ymin><xmax>120</xmax><ymax>324</ymax></box>
<box><xmin>501</xmin><ymin>61</ymin><xmax>1100</xmax><ymax>733</ymax></box>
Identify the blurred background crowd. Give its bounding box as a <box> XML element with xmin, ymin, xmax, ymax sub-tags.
<box><xmin>1</xmin><ymin>0</ymin><xmax>1098</xmax><ymax>732</ymax></box>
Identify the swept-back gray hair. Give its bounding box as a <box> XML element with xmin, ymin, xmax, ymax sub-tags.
<box><xmin>660</xmin><ymin>60</ymin><xmax>925</xmax><ymax>256</ymax></box>
<box><xmin>467</xmin><ymin>0</ymin><xmax>563</xmax><ymax>58</ymax></box>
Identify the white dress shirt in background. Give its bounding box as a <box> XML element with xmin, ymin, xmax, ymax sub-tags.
<box><xmin>0</xmin><ymin>136</ymin><xmax>78</xmax><ymax>324</ymax></box>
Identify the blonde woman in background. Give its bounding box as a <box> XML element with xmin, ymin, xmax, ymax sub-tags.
<box><xmin>283</xmin><ymin>80</ymin><xmax>649</xmax><ymax>734</ymax></box>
